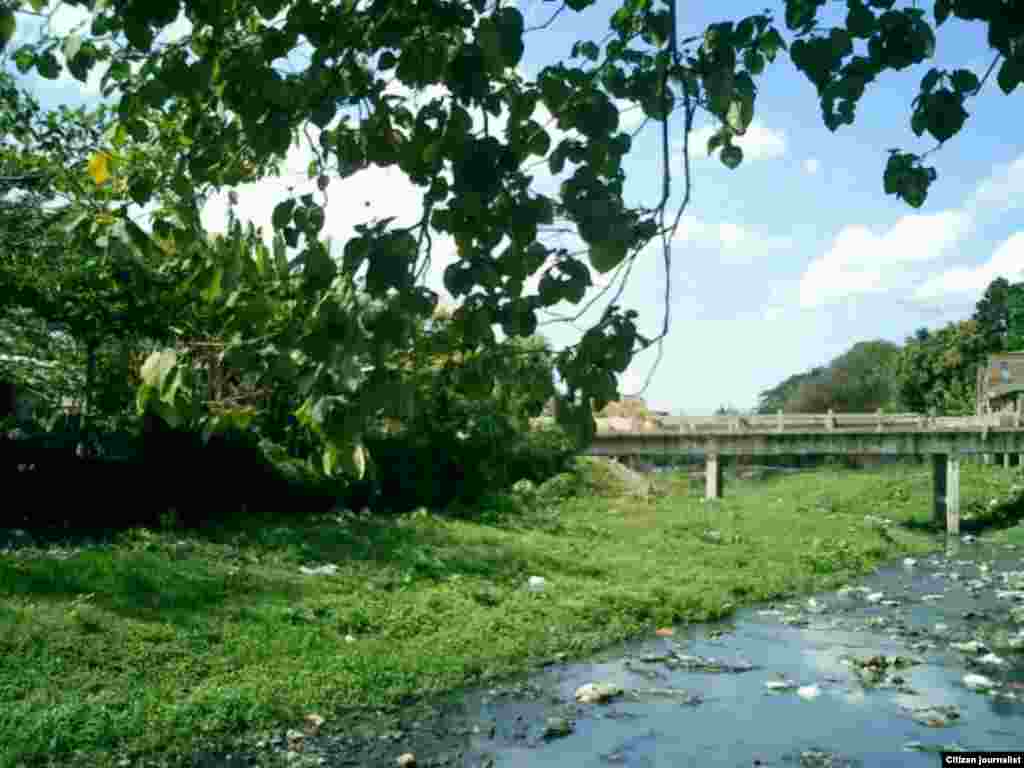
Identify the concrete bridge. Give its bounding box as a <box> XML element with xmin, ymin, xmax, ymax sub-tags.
<box><xmin>575</xmin><ymin>411</ymin><xmax>1024</xmax><ymax>536</ymax></box>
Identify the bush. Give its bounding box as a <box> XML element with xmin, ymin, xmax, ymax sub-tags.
<box><xmin>363</xmin><ymin>425</ymin><xmax>577</xmax><ymax>513</ymax></box>
<box><xmin>0</xmin><ymin>416</ymin><xmax>340</xmax><ymax>534</ymax></box>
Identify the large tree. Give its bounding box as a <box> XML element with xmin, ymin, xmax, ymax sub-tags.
<box><xmin>895</xmin><ymin>319</ymin><xmax>990</xmax><ymax>416</ymax></box>
<box><xmin>3</xmin><ymin>0</ymin><xmax>1022</xmax><ymax>474</ymax></box>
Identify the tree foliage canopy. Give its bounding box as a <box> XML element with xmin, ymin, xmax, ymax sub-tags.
<box><xmin>2</xmin><ymin>0</ymin><xmax>1022</xmax><ymax>473</ymax></box>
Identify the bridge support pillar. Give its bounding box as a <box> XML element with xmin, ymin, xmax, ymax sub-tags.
<box><xmin>705</xmin><ymin>453</ymin><xmax>722</xmax><ymax>500</ymax></box>
<box><xmin>933</xmin><ymin>454</ymin><xmax>960</xmax><ymax>535</ymax></box>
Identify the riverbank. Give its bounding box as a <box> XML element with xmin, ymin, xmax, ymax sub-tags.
<box><xmin>2</xmin><ymin>459</ymin><xmax>1022</xmax><ymax>767</ymax></box>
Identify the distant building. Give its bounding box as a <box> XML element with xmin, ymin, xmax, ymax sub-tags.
<box><xmin>976</xmin><ymin>352</ymin><xmax>1024</xmax><ymax>414</ymax></box>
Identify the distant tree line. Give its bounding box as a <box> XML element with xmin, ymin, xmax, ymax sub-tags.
<box><xmin>754</xmin><ymin>277</ymin><xmax>1024</xmax><ymax>417</ymax></box>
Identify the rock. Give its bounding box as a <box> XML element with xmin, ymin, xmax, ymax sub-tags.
<box><xmin>397</xmin><ymin>753</ymin><xmax>416</xmax><ymax>768</ymax></box>
<box><xmin>575</xmin><ymin>682</ymin><xmax>623</xmax><ymax>704</ymax></box>
<box><xmin>304</xmin><ymin>714</ymin><xmax>325</xmax><ymax>735</ymax></box>
<box><xmin>542</xmin><ymin>717</ymin><xmax>573</xmax><ymax>739</ymax></box>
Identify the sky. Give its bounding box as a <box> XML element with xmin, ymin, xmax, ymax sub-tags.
<box><xmin>6</xmin><ymin>0</ymin><xmax>1024</xmax><ymax>414</ymax></box>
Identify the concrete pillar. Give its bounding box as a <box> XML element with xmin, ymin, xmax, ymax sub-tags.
<box><xmin>933</xmin><ymin>454</ymin><xmax>960</xmax><ymax>535</ymax></box>
<box><xmin>705</xmin><ymin>453</ymin><xmax>722</xmax><ymax>500</ymax></box>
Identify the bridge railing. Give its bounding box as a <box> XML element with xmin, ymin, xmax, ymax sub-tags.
<box><xmin>532</xmin><ymin>412</ymin><xmax>1013</xmax><ymax>434</ymax></box>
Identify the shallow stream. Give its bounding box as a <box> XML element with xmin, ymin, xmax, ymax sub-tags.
<box><xmin>257</xmin><ymin>535</ymin><xmax>1024</xmax><ymax>767</ymax></box>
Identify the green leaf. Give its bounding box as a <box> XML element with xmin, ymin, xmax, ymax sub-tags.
<box><xmin>0</xmin><ymin>9</ymin><xmax>15</xmax><ymax>52</ymax></box>
<box><xmin>494</xmin><ymin>7</ymin><xmax>525</xmax><ymax>70</ymax></box>
<box><xmin>272</xmin><ymin>199</ymin><xmax>295</xmax><ymax>230</ymax></box>
<box><xmin>704</xmin><ymin>67</ymin><xmax>735</xmax><ymax>117</ymax></box>
<box><xmin>845</xmin><ymin>0</ymin><xmax>876</xmax><ymax>38</ymax></box>
<box><xmin>720</xmin><ymin>144</ymin><xmax>743</xmax><ymax>169</ymax></box>
<box><xmin>758</xmin><ymin>28</ymin><xmax>788</xmax><ymax>62</ymax></box>
<box><xmin>588</xmin><ymin>239</ymin><xmax>628</xmax><ymax>274</ymax></box>
<box><xmin>920</xmin><ymin>68</ymin><xmax>941</xmax><ymax>94</ymax></box>
<box><xmin>923</xmin><ymin>89</ymin><xmax>968</xmax><ymax>143</ymax></box>
<box><xmin>950</xmin><ymin>68</ymin><xmax>979</xmax><ymax>94</ymax></box>
<box><xmin>63</xmin><ymin>33</ymin><xmax>82</xmax><ymax>62</ymax></box>
<box><xmin>707</xmin><ymin>128</ymin><xmax>730</xmax><ymax>157</ymax></box>
<box><xmin>997</xmin><ymin>57</ymin><xmax>1023</xmax><ymax>95</ymax></box>
<box><xmin>36</xmin><ymin>52</ymin><xmax>61</xmax><ymax>79</ymax></box>
<box><xmin>140</xmin><ymin>349</ymin><xmax>178</xmax><ymax>391</ymax></box>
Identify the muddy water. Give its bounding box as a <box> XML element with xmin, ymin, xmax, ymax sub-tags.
<box><xmin>232</xmin><ymin>537</ymin><xmax>1024</xmax><ymax>768</ymax></box>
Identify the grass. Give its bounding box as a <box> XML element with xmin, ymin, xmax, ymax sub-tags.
<box><xmin>2</xmin><ymin>458</ymin><xmax>1023</xmax><ymax>768</ymax></box>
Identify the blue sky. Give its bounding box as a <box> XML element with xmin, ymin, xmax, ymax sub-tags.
<box><xmin>7</xmin><ymin>0</ymin><xmax>1024</xmax><ymax>414</ymax></box>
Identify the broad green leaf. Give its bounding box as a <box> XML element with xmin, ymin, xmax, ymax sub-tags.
<box><xmin>588</xmin><ymin>239</ymin><xmax>628</xmax><ymax>274</ymax></box>
<box><xmin>704</xmin><ymin>67</ymin><xmax>735</xmax><ymax>117</ymax></box>
<box><xmin>63</xmin><ymin>33</ymin><xmax>82</xmax><ymax>62</ymax></box>
<box><xmin>0</xmin><ymin>9</ymin><xmax>15</xmax><ymax>52</ymax></box>
<box><xmin>140</xmin><ymin>349</ymin><xmax>178</xmax><ymax>390</ymax></box>
<box><xmin>950</xmin><ymin>69</ymin><xmax>979</xmax><ymax>94</ymax></box>
<box><xmin>997</xmin><ymin>57</ymin><xmax>1023</xmax><ymax>95</ymax></box>
<box><xmin>36</xmin><ymin>51</ymin><xmax>60</xmax><ymax>79</ymax></box>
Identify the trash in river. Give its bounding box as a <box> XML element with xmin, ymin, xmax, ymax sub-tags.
<box><xmin>764</xmin><ymin>679</ymin><xmax>799</xmax><ymax>691</ymax></box>
<box><xmin>865</xmin><ymin>592</ymin><xmax>885</xmax><ymax>603</ymax></box>
<box><xmin>299</xmin><ymin>563</ymin><xmax>339</xmax><ymax>576</ymax></box>
<box><xmin>904</xmin><ymin>741</ymin><xmax>970</xmax><ymax>753</ymax></box>
<box><xmin>574</xmin><ymin>682</ymin><xmax>623</xmax><ymax>704</ymax></box>
<box><xmin>796</xmin><ymin>685</ymin><xmax>821</xmax><ymax>700</ymax></box>
<box><xmin>901</xmin><ymin>704</ymin><xmax>961</xmax><ymax>728</ymax></box>
<box><xmin>962</xmin><ymin>673</ymin><xmax>999</xmax><ymax>691</ymax></box>
<box><xmin>666</xmin><ymin>653</ymin><xmax>758</xmax><ymax>674</ymax></box>
<box><xmin>542</xmin><ymin>717</ymin><xmax>573</xmax><ymax>739</ymax></box>
<box><xmin>973</xmin><ymin>653</ymin><xmax>1008</xmax><ymax>668</ymax></box>
<box><xmin>950</xmin><ymin>640</ymin><xmax>989</xmax><ymax>655</ymax></box>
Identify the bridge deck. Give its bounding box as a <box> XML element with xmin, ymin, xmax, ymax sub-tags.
<box><xmin>538</xmin><ymin>412</ymin><xmax>1024</xmax><ymax>538</ymax></box>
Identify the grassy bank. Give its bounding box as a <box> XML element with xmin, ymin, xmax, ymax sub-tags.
<box><xmin>2</xmin><ymin>459</ymin><xmax>1022</xmax><ymax>767</ymax></box>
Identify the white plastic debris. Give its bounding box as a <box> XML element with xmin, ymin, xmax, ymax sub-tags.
<box><xmin>299</xmin><ymin>564</ymin><xmax>339</xmax><ymax>576</ymax></box>
<box><xmin>764</xmin><ymin>679</ymin><xmax>798</xmax><ymax>691</ymax></box>
<box><xmin>903</xmin><ymin>558</ymin><xmax>918</xmax><ymax>567</ymax></box>
<box><xmin>951</xmin><ymin>640</ymin><xmax>989</xmax><ymax>655</ymax></box>
<box><xmin>962</xmin><ymin>673</ymin><xmax>998</xmax><ymax>691</ymax></box>
<box><xmin>797</xmin><ymin>685</ymin><xmax>821</xmax><ymax>700</ymax></box>
<box><xmin>976</xmin><ymin>653</ymin><xmax>1008</xmax><ymax>668</ymax></box>
<box><xmin>527</xmin><ymin>576</ymin><xmax>547</xmax><ymax>593</ymax></box>
<box><xmin>866</xmin><ymin>592</ymin><xmax>885</xmax><ymax>603</ymax></box>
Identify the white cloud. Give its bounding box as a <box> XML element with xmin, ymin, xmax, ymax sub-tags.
<box><xmin>968</xmin><ymin>152</ymin><xmax>1024</xmax><ymax>214</ymax></box>
<box><xmin>804</xmin><ymin>157</ymin><xmax>819</xmax><ymax>175</ymax></box>
<box><xmin>913</xmin><ymin>232</ymin><xmax>1024</xmax><ymax>304</ymax></box>
<box><xmin>669</xmin><ymin>215</ymin><xmax>793</xmax><ymax>263</ymax></box>
<box><xmin>799</xmin><ymin>210</ymin><xmax>973</xmax><ymax>308</ymax></box>
<box><xmin>680</xmin><ymin>119</ymin><xmax>787</xmax><ymax>165</ymax></box>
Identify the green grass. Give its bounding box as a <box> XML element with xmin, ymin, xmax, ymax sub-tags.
<box><xmin>2</xmin><ymin>459</ymin><xmax>1022</xmax><ymax>768</ymax></box>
